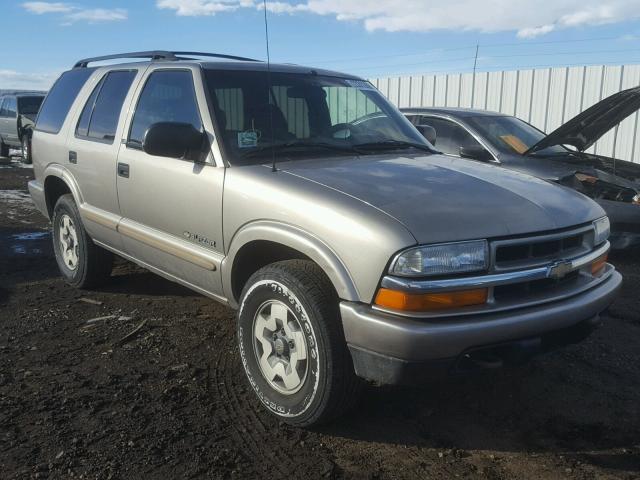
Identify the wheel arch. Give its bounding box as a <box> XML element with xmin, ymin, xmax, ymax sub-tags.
<box><xmin>222</xmin><ymin>221</ymin><xmax>360</xmax><ymax>309</ymax></box>
<box><xmin>43</xmin><ymin>165</ymin><xmax>83</xmax><ymax>219</ymax></box>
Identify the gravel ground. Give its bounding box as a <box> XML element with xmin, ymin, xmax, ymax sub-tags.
<box><xmin>1</xmin><ymin>156</ymin><xmax>639</xmax><ymax>479</ymax></box>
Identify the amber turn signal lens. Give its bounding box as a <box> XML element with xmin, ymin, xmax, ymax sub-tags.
<box><xmin>375</xmin><ymin>288</ymin><xmax>488</xmax><ymax>312</ymax></box>
<box><xmin>591</xmin><ymin>253</ymin><xmax>608</xmax><ymax>277</ymax></box>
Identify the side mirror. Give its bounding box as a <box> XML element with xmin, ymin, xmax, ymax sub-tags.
<box><xmin>416</xmin><ymin>124</ymin><xmax>436</xmax><ymax>145</ymax></box>
<box><xmin>459</xmin><ymin>145</ymin><xmax>493</xmax><ymax>162</ymax></box>
<box><xmin>143</xmin><ymin>122</ymin><xmax>205</xmax><ymax>160</ymax></box>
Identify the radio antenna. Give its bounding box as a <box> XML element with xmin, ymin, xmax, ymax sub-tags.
<box><xmin>263</xmin><ymin>0</ymin><xmax>277</xmax><ymax>172</ymax></box>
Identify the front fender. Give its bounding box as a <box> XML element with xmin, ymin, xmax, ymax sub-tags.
<box><xmin>221</xmin><ymin>220</ymin><xmax>360</xmax><ymax>309</ymax></box>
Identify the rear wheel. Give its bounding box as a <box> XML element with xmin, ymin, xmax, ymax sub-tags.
<box><xmin>52</xmin><ymin>194</ymin><xmax>113</xmax><ymax>288</ymax></box>
<box><xmin>237</xmin><ymin>260</ymin><xmax>361</xmax><ymax>427</ymax></box>
<box><xmin>21</xmin><ymin>136</ymin><xmax>31</xmax><ymax>164</ymax></box>
<box><xmin>0</xmin><ymin>141</ymin><xmax>8</xmax><ymax>158</ymax></box>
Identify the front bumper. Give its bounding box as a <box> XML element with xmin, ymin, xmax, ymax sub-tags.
<box><xmin>341</xmin><ymin>268</ymin><xmax>622</xmax><ymax>385</ymax></box>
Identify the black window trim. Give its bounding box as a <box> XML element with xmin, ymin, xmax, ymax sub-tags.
<box><xmin>416</xmin><ymin>113</ymin><xmax>500</xmax><ymax>163</ymax></box>
<box><xmin>125</xmin><ymin>67</ymin><xmax>205</xmax><ymax>161</ymax></box>
<box><xmin>74</xmin><ymin>69</ymin><xmax>137</xmax><ymax>145</ymax></box>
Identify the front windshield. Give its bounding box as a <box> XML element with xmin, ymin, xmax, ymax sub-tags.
<box><xmin>466</xmin><ymin>115</ymin><xmax>567</xmax><ymax>156</ymax></box>
<box><xmin>204</xmin><ymin>69</ymin><xmax>430</xmax><ymax>165</ymax></box>
<box><xmin>18</xmin><ymin>96</ymin><xmax>44</xmax><ymax>115</ymax></box>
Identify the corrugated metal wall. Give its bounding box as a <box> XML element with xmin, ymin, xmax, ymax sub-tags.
<box><xmin>371</xmin><ymin>64</ymin><xmax>640</xmax><ymax>163</ymax></box>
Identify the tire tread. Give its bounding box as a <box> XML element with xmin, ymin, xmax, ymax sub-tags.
<box><xmin>242</xmin><ymin>259</ymin><xmax>361</xmax><ymax>426</ymax></box>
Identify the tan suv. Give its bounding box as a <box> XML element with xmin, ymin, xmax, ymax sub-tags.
<box><xmin>29</xmin><ymin>51</ymin><xmax>621</xmax><ymax>426</ymax></box>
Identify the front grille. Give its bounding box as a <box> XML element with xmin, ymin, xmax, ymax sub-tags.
<box><xmin>493</xmin><ymin>226</ymin><xmax>593</xmax><ymax>271</ymax></box>
<box><xmin>493</xmin><ymin>270</ymin><xmax>581</xmax><ymax>302</ymax></box>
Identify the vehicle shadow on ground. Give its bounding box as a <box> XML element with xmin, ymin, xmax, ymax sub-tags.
<box><xmin>315</xmin><ymin>344</ymin><xmax>639</xmax><ymax>465</ymax></box>
<box><xmin>102</xmin><ymin>259</ymin><xmax>201</xmax><ymax>298</ymax></box>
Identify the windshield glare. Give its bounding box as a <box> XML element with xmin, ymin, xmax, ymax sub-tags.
<box><xmin>204</xmin><ymin>70</ymin><xmax>429</xmax><ymax>165</ymax></box>
<box><xmin>466</xmin><ymin>115</ymin><xmax>567</xmax><ymax>156</ymax></box>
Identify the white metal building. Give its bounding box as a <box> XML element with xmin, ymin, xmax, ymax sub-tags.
<box><xmin>372</xmin><ymin>64</ymin><xmax>640</xmax><ymax>163</ymax></box>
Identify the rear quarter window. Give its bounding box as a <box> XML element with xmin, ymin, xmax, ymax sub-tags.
<box><xmin>36</xmin><ymin>68</ymin><xmax>96</xmax><ymax>134</ymax></box>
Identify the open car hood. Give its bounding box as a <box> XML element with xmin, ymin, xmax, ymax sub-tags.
<box><xmin>526</xmin><ymin>86</ymin><xmax>640</xmax><ymax>154</ymax></box>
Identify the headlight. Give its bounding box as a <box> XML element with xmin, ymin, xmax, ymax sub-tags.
<box><xmin>391</xmin><ymin>240</ymin><xmax>488</xmax><ymax>277</ymax></box>
<box><xmin>593</xmin><ymin>216</ymin><xmax>610</xmax><ymax>246</ymax></box>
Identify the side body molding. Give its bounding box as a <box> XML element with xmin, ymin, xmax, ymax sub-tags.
<box><xmin>222</xmin><ymin>220</ymin><xmax>360</xmax><ymax>308</ymax></box>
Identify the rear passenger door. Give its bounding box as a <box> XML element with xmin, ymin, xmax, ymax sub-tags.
<box><xmin>66</xmin><ymin>69</ymin><xmax>141</xmax><ymax>250</ymax></box>
<box><xmin>115</xmin><ymin>67</ymin><xmax>225</xmax><ymax>298</ymax></box>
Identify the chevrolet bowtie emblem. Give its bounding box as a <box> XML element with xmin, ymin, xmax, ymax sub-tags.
<box><xmin>547</xmin><ymin>260</ymin><xmax>573</xmax><ymax>280</ymax></box>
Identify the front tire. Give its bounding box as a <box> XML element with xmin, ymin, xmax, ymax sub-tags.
<box><xmin>237</xmin><ymin>260</ymin><xmax>361</xmax><ymax>427</ymax></box>
<box><xmin>52</xmin><ymin>194</ymin><xmax>113</xmax><ymax>288</ymax></box>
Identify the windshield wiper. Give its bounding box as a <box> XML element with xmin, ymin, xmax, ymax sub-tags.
<box><xmin>241</xmin><ymin>141</ymin><xmax>362</xmax><ymax>158</ymax></box>
<box><xmin>353</xmin><ymin>140</ymin><xmax>433</xmax><ymax>153</ymax></box>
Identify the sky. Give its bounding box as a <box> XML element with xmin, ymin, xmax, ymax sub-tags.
<box><xmin>1</xmin><ymin>0</ymin><xmax>640</xmax><ymax>90</ymax></box>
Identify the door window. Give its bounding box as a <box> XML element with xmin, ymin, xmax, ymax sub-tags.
<box><xmin>128</xmin><ymin>70</ymin><xmax>202</xmax><ymax>148</ymax></box>
<box><xmin>76</xmin><ymin>70</ymin><xmax>136</xmax><ymax>143</ymax></box>
<box><xmin>419</xmin><ymin>116</ymin><xmax>482</xmax><ymax>156</ymax></box>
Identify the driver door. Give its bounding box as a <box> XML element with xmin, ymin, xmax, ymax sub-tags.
<box><xmin>115</xmin><ymin>66</ymin><xmax>226</xmax><ymax>299</ymax></box>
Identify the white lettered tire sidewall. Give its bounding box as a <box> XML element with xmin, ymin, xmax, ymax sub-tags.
<box><xmin>238</xmin><ymin>279</ymin><xmax>322</xmax><ymax>420</ymax></box>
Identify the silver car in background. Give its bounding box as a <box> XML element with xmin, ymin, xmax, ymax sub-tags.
<box><xmin>28</xmin><ymin>51</ymin><xmax>621</xmax><ymax>426</ymax></box>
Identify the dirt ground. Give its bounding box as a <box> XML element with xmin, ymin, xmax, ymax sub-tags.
<box><xmin>1</xmin><ymin>155</ymin><xmax>639</xmax><ymax>480</ymax></box>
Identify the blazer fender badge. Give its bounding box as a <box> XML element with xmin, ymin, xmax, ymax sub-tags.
<box><xmin>183</xmin><ymin>231</ymin><xmax>216</xmax><ymax>248</ymax></box>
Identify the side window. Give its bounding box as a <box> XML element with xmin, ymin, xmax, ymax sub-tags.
<box><xmin>36</xmin><ymin>68</ymin><xmax>96</xmax><ymax>134</ymax></box>
<box><xmin>6</xmin><ymin>97</ymin><xmax>18</xmax><ymax>118</ymax></box>
<box><xmin>76</xmin><ymin>70</ymin><xmax>136</xmax><ymax>143</ymax></box>
<box><xmin>3</xmin><ymin>97</ymin><xmax>17</xmax><ymax>118</ymax></box>
<box><xmin>17</xmin><ymin>96</ymin><xmax>44</xmax><ymax>115</ymax></box>
<box><xmin>128</xmin><ymin>70</ymin><xmax>202</xmax><ymax>148</ymax></box>
<box><xmin>0</xmin><ymin>98</ymin><xmax>7</xmax><ymax>117</ymax></box>
<box><xmin>420</xmin><ymin>117</ymin><xmax>482</xmax><ymax>156</ymax></box>
<box><xmin>76</xmin><ymin>78</ymin><xmax>104</xmax><ymax>138</ymax></box>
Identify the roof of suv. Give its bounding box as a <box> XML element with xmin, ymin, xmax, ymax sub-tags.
<box><xmin>199</xmin><ymin>61</ymin><xmax>362</xmax><ymax>79</ymax></box>
<box><xmin>72</xmin><ymin>50</ymin><xmax>363</xmax><ymax>80</ymax></box>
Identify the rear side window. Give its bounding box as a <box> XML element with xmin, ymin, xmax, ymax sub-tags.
<box><xmin>76</xmin><ymin>70</ymin><xmax>136</xmax><ymax>143</ymax></box>
<box><xmin>36</xmin><ymin>68</ymin><xmax>96</xmax><ymax>134</ymax></box>
<box><xmin>17</xmin><ymin>96</ymin><xmax>44</xmax><ymax>115</ymax></box>
<box><xmin>1</xmin><ymin>97</ymin><xmax>17</xmax><ymax>118</ymax></box>
<box><xmin>128</xmin><ymin>70</ymin><xmax>202</xmax><ymax>148</ymax></box>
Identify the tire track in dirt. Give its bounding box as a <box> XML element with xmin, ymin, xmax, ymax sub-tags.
<box><xmin>210</xmin><ymin>334</ymin><xmax>332</xmax><ymax>478</ymax></box>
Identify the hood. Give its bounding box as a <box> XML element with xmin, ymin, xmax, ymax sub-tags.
<box><xmin>279</xmin><ymin>154</ymin><xmax>604</xmax><ymax>244</ymax></box>
<box><xmin>526</xmin><ymin>86</ymin><xmax>640</xmax><ymax>154</ymax></box>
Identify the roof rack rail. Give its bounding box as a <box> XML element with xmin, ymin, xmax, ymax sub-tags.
<box><xmin>74</xmin><ymin>50</ymin><xmax>260</xmax><ymax>68</ymax></box>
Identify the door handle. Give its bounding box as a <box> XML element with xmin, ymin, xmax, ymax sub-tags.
<box><xmin>69</xmin><ymin>151</ymin><xmax>77</xmax><ymax>164</ymax></box>
<box><xmin>117</xmin><ymin>162</ymin><xmax>129</xmax><ymax>178</ymax></box>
